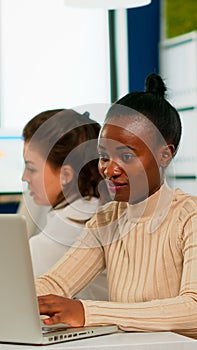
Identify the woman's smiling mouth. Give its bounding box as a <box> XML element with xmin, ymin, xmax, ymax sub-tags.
<box><xmin>106</xmin><ymin>180</ymin><xmax>128</xmax><ymax>193</ymax></box>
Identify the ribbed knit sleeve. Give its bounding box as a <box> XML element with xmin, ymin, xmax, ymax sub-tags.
<box><xmin>83</xmin><ymin>296</ymin><xmax>197</xmax><ymax>338</ymax></box>
<box><xmin>36</xmin><ymin>244</ymin><xmax>105</xmax><ymax>298</ymax></box>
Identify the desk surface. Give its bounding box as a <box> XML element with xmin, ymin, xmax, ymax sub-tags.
<box><xmin>0</xmin><ymin>332</ymin><xmax>196</xmax><ymax>350</ymax></box>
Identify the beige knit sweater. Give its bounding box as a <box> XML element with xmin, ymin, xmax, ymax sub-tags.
<box><xmin>36</xmin><ymin>182</ymin><xmax>197</xmax><ymax>338</ymax></box>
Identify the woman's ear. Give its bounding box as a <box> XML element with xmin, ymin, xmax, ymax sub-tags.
<box><xmin>60</xmin><ymin>165</ymin><xmax>75</xmax><ymax>186</ymax></box>
<box><xmin>159</xmin><ymin>144</ymin><xmax>175</xmax><ymax>168</ymax></box>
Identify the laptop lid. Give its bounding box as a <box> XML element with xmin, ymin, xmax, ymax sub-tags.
<box><xmin>0</xmin><ymin>214</ymin><xmax>45</xmax><ymax>344</ymax></box>
<box><xmin>0</xmin><ymin>214</ymin><xmax>118</xmax><ymax>345</ymax></box>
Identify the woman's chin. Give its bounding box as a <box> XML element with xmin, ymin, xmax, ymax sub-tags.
<box><xmin>33</xmin><ymin>196</ymin><xmax>47</xmax><ymax>206</ymax></box>
<box><xmin>109</xmin><ymin>192</ymin><xmax>129</xmax><ymax>202</ymax></box>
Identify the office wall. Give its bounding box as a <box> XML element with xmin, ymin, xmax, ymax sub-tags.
<box><xmin>0</xmin><ymin>0</ymin><xmax>111</xmax><ymax>129</ymax></box>
<box><xmin>160</xmin><ymin>31</ymin><xmax>197</xmax><ymax>195</ymax></box>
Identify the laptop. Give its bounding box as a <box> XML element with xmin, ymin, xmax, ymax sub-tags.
<box><xmin>0</xmin><ymin>214</ymin><xmax>118</xmax><ymax>345</ymax></box>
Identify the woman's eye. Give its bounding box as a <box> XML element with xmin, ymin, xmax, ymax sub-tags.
<box><xmin>121</xmin><ymin>153</ymin><xmax>135</xmax><ymax>162</ymax></box>
<box><xmin>26</xmin><ymin>167</ymin><xmax>36</xmax><ymax>173</ymax></box>
<box><xmin>98</xmin><ymin>153</ymin><xmax>109</xmax><ymax>162</ymax></box>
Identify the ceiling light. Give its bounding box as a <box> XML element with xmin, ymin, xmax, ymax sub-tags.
<box><xmin>64</xmin><ymin>0</ymin><xmax>151</xmax><ymax>10</ymax></box>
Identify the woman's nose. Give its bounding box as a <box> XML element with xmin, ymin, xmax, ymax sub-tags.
<box><xmin>22</xmin><ymin>169</ymin><xmax>28</xmax><ymax>183</ymax></box>
<box><xmin>103</xmin><ymin>160</ymin><xmax>121</xmax><ymax>179</ymax></box>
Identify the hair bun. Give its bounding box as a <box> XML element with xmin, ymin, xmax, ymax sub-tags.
<box><xmin>82</xmin><ymin>111</ymin><xmax>90</xmax><ymax>119</ymax></box>
<box><xmin>145</xmin><ymin>73</ymin><xmax>166</xmax><ymax>98</ymax></box>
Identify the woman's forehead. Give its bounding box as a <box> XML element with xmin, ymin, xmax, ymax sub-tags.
<box><xmin>103</xmin><ymin>114</ymin><xmax>155</xmax><ymax>131</ymax></box>
<box><xmin>99</xmin><ymin>128</ymin><xmax>147</xmax><ymax>152</ymax></box>
<box><xmin>99</xmin><ymin>116</ymin><xmax>164</xmax><ymax>151</ymax></box>
<box><xmin>24</xmin><ymin>141</ymin><xmax>43</xmax><ymax>159</ymax></box>
<box><xmin>101</xmin><ymin>117</ymin><xmax>153</xmax><ymax>138</ymax></box>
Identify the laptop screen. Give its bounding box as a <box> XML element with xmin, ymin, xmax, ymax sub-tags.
<box><xmin>0</xmin><ymin>131</ymin><xmax>24</xmax><ymax>194</ymax></box>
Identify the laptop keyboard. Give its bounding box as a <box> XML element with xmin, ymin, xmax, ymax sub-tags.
<box><xmin>41</xmin><ymin>320</ymin><xmax>70</xmax><ymax>334</ymax></box>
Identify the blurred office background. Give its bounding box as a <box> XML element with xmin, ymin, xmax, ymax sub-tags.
<box><xmin>0</xmin><ymin>0</ymin><xmax>196</xmax><ymax>215</ymax></box>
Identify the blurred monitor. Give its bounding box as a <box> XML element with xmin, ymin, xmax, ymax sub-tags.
<box><xmin>0</xmin><ymin>130</ymin><xmax>24</xmax><ymax>194</ymax></box>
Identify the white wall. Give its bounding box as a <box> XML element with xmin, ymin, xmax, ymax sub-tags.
<box><xmin>0</xmin><ymin>0</ymin><xmax>111</xmax><ymax>129</ymax></box>
<box><xmin>160</xmin><ymin>31</ymin><xmax>197</xmax><ymax>195</ymax></box>
<box><xmin>160</xmin><ymin>31</ymin><xmax>197</xmax><ymax>109</ymax></box>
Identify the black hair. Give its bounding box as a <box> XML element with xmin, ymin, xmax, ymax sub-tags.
<box><xmin>106</xmin><ymin>73</ymin><xmax>182</xmax><ymax>155</ymax></box>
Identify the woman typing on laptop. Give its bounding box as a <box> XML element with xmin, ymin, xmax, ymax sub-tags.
<box><xmin>36</xmin><ymin>74</ymin><xmax>197</xmax><ymax>339</ymax></box>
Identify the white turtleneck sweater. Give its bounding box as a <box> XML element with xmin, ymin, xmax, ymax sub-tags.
<box><xmin>36</xmin><ymin>182</ymin><xmax>197</xmax><ymax>339</ymax></box>
<box><xmin>30</xmin><ymin>197</ymin><xmax>108</xmax><ymax>301</ymax></box>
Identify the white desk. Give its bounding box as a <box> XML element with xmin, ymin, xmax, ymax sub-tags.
<box><xmin>0</xmin><ymin>332</ymin><xmax>196</xmax><ymax>350</ymax></box>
